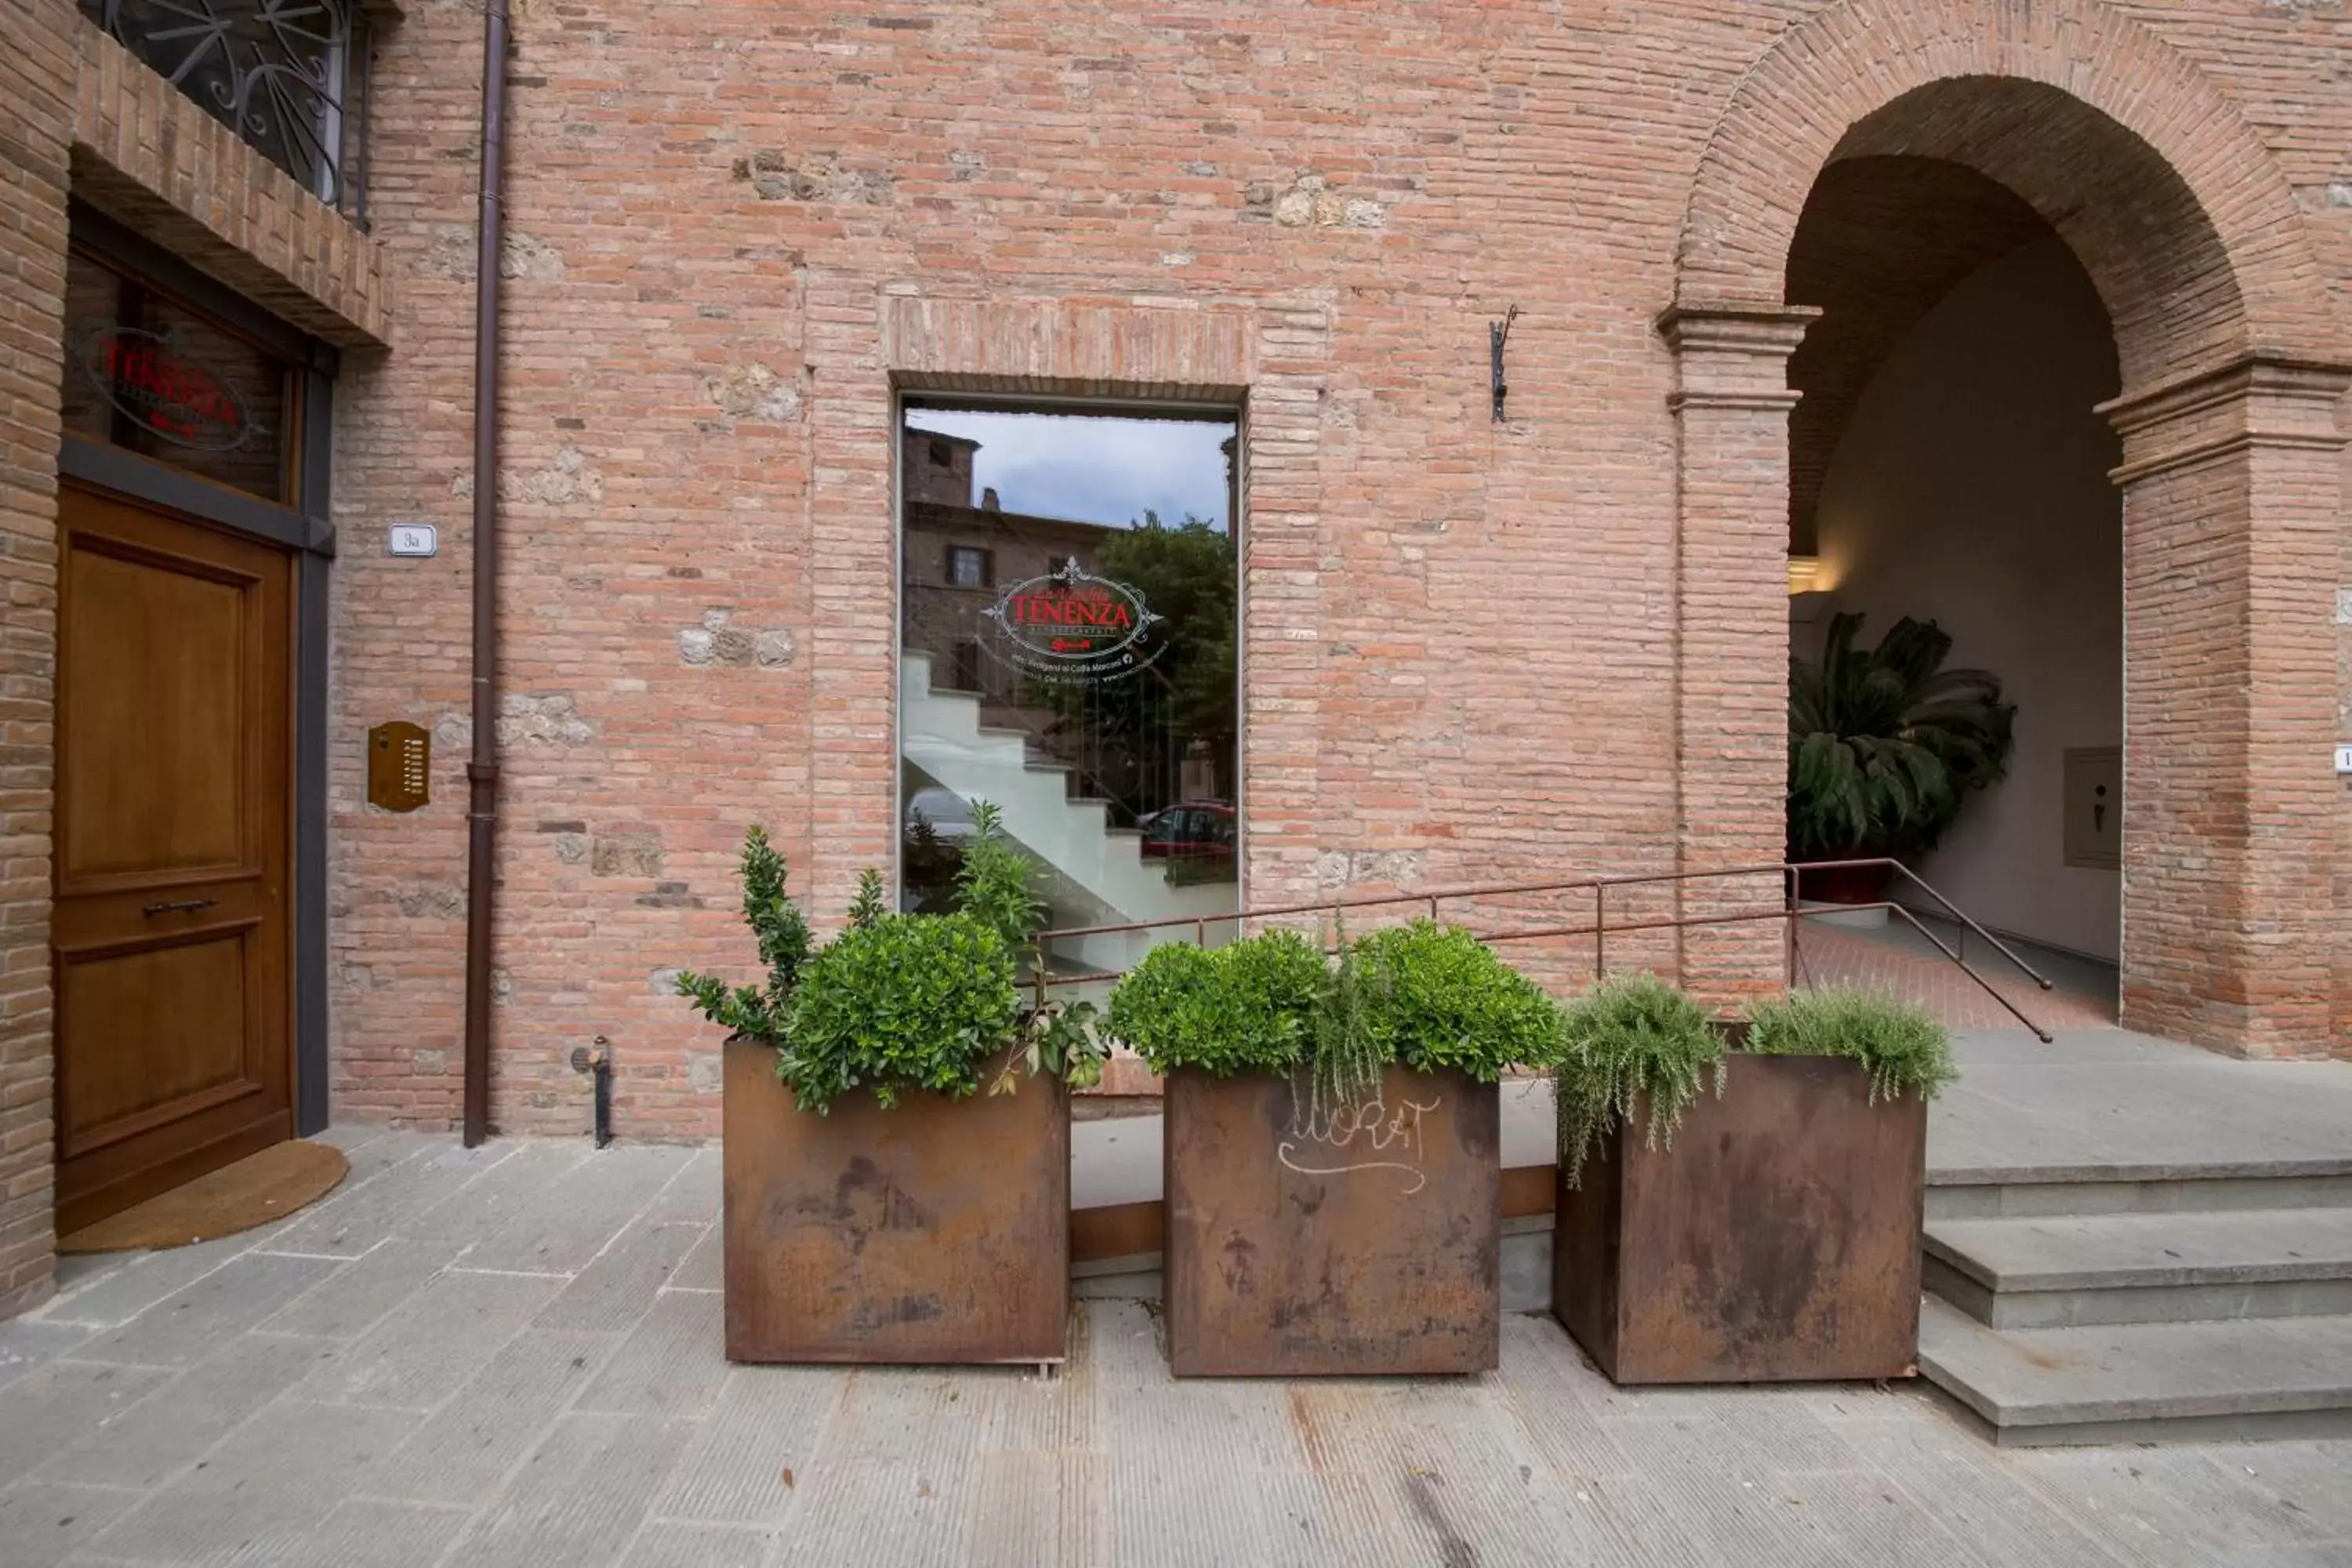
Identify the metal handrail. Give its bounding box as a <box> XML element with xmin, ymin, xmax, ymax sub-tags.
<box><xmin>1033</xmin><ymin>856</ymin><xmax>2058</xmax><ymax>1042</ymax></box>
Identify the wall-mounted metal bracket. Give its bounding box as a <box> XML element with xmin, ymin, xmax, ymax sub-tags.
<box><xmin>1490</xmin><ymin>306</ymin><xmax>1520</xmax><ymax>423</ymax></box>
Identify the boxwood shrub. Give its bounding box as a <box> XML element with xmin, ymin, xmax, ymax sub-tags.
<box><xmin>1106</xmin><ymin>919</ymin><xmax>1563</xmax><ymax>1091</ymax></box>
<box><xmin>1105</xmin><ymin>928</ymin><xmax>1325</xmax><ymax>1078</ymax></box>
<box><xmin>1351</xmin><ymin>920</ymin><xmax>1564</xmax><ymax>1083</ymax></box>
<box><xmin>779</xmin><ymin>909</ymin><xmax>1018</xmax><ymax>1112</ymax></box>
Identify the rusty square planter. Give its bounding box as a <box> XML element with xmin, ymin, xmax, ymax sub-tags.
<box><xmin>1163</xmin><ymin>1063</ymin><xmax>1501</xmax><ymax>1377</ymax></box>
<box><xmin>721</xmin><ymin>1036</ymin><xmax>1069</xmax><ymax>1364</ymax></box>
<box><xmin>1552</xmin><ymin>1052</ymin><xmax>1926</xmax><ymax>1384</ymax></box>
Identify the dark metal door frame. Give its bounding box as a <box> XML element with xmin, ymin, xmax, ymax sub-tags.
<box><xmin>58</xmin><ymin>201</ymin><xmax>338</xmax><ymax>1136</ymax></box>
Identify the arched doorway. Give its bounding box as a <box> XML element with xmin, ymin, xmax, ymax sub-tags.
<box><xmin>1661</xmin><ymin>0</ymin><xmax>2350</xmax><ymax>1058</ymax></box>
<box><xmin>1785</xmin><ymin>156</ymin><xmax>2125</xmax><ymax>1025</ymax></box>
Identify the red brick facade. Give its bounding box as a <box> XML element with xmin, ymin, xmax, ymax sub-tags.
<box><xmin>2</xmin><ymin>0</ymin><xmax>2349</xmax><ymax>1317</ymax></box>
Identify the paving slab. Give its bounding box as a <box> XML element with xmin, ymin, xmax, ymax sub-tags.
<box><xmin>0</xmin><ymin>1361</ymin><xmax>177</xmax><ymax>1479</ymax></box>
<box><xmin>292</xmin><ymin>1266</ymin><xmax>561</xmax><ymax>1410</ymax></box>
<box><xmin>35</xmin><ymin>1335</ymin><xmax>319</xmax><ymax>1490</ymax></box>
<box><xmin>1931</xmin><ymin>1031</ymin><xmax>2352</xmax><ymax>1184</ymax></box>
<box><xmin>361</xmin><ymin>1327</ymin><xmax>625</xmax><ymax>1505</ymax></box>
<box><xmin>270</xmin><ymin>1497</ymin><xmax>470</xmax><ymax>1568</ymax></box>
<box><xmin>71</xmin><ymin>1254</ymin><xmax>340</xmax><ymax>1369</ymax></box>
<box><xmin>251</xmin><ymin>1240</ymin><xmax>463</xmax><ymax>1341</ymax></box>
<box><xmin>652</xmin><ymin>1365</ymin><xmax>839</xmax><ymax>1525</ymax></box>
<box><xmin>0</xmin><ymin>1480</ymin><xmax>143</xmax><ymax>1568</ymax></box>
<box><xmin>444</xmin><ymin>1413</ymin><xmax>695</xmax><ymax>1568</ymax></box>
<box><xmin>572</xmin><ymin>1286</ymin><xmax>730</xmax><ymax>1419</ymax></box>
<box><xmin>618</xmin><ymin>1519</ymin><xmax>775</xmax><ymax>1568</ymax></box>
<box><xmin>5</xmin><ymin>1130</ymin><xmax>2350</xmax><ymax>1568</ymax></box>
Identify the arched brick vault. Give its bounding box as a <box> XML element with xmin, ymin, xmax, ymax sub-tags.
<box><xmin>1786</xmin><ymin>157</ymin><xmax>2063</xmax><ymax>552</ymax></box>
<box><xmin>1675</xmin><ymin>0</ymin><xmax>2344</xmax><ymax>383</ymax></box>
<box><xmin>1662</xmin><ymin>0</ymin><xmax>2351</xmax><ymax>1058</ymax></box>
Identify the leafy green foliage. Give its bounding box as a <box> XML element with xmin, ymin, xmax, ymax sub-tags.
<box><xmin>781</xmin><ymin>911</ymin><xmax>1018</xmax><ymax>1112</ymax></box>
<box><xmin>1552</xmin><ymin>972</ymin><xmax>1726</xmax><ymax>1188</ymax></box>
<box><xmin>1108</xmin><ymin>920</ymin><xmax>1563</xmax><ymax>1093</ymax></box>
<box><xmin>1743</xmin><ymin>986</ymin><xmax>1958</xmax><ymax>1105</ymax></box>
<box><xmin>846</xmin><ymin>868</ymin><xmax>887</xmax><ymax>930</ymax></box>
<box><xmin>678</xmin><ymin>806</ymin><xmax>1094</xmax><ymax>1114</ymax></box>
<box><xmin>675</xmin><ymin>826</ymin><xmax>809</xmax><ymax>1044</ymax></box>
<box><xmin>954</xmin><ymin>801</ymin><xmax>1047</xmax><ymax>950</ymax></box>
<box><xmin>995</xmin><ymin>997</ymin><xmax>1107</xmax><ymax>1097</ymax></box>
<box><xmin>1788</xmin><ymin>612</ymin><xmax>2015</xmax><ymax>861</ymax></box>
<box><xmin>1351</xmin><ymin>920</ymin><xmax>1565</xmax><ymax>1083</ymax></box>
<box><xmin>1095</xmin><ymin>514</ymin><xmax>1237</xmax><ymax>753</ymax></box>
<box><xmin>1303</xmin><ymin>919</ymin><xmax>1383</xmax><ymax>1127</ymax></box>
<box><xmin>1105</xmin><ymin>929</ymin><xmax>1324</xmax><ymax>1077</ymax></box>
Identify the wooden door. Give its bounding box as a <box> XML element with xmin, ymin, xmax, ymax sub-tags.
<box><xmin>53</xmin><ymin>483</ymin><xmax>294</xmax><ymax>1235</ymax></box>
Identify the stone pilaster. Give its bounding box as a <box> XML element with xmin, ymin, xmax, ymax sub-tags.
<box><xmin>1658</xmin><ymin>303</ymin><xmax>1817</xmax><ymax>1006</ymax></box>
<box><xmin>2100</xmin><ymin>357</ymin><xmax>2350</xmax><ymax>1058</ymax></box>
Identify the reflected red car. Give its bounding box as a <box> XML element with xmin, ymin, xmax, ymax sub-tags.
<box><xmin>1137</xmin><ymin>802</ymin><xmax>1236</xmax><ymax>863</ymax></box>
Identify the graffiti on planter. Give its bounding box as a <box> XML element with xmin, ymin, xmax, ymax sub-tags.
<box><xmin>1278</xmin><ymin>1093</ymin><xmax>1441</xmax><ymax>1195</ymax></box>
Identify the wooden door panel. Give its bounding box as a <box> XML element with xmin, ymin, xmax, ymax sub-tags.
<box><xmin>60</xmin><ymin>541</ymin><xmax>255</xmax><ymax>886</ymax></box>
<box><xmin>56</xmin><ymin>926</ymin><xmax>257</xmax><ymax>1156</ymax></box>
<box><xmin>53</xmin><ymin>483</ymin><xmax>293</xmax><ymax>1235</ymax></box>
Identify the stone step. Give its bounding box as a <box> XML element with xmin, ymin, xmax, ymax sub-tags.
<box><xmin>1925</xmin><ymin>1207</ymin><xmax>2352</xmax><ymax>1328</ymax></box>
<box><xmin>1926</xmin><ymin>1165</ymin><xmax>2352</xmax><ymax>1221</ymax></box>
<box><xmin>1915</xmin><ymin>1296</ymin><xmax>2352</xmax><ymax>1446</ymax></box>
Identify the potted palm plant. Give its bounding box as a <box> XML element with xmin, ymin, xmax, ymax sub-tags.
<box><xmin>1107</xmin><ymin>920</ymin><xmax>1560</xmax><ymax>1377</ymax></box>
<box><xmin>1788</xmin><ymin>612</ymin><xmax>2014</xmax><ymax>903</ymax></box>
<box><xmin>1550</xmin><ymin>975</ymin><xmax>1955</xmax><ymax>1383</ymax></box>
<box><xmin>680</xmin><ymin>804</ymin><xmax>1099</xmax><ymax>1366</ymax></box>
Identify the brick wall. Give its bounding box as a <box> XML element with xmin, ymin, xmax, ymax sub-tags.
<box><xmin>317</xmin><ymin>0</ymin><xmax>2348</xmax><ymax>1142</ymax></box>
<box><xmin>0</xmin><ymin>0</ymin><xmax>78</xmax><ymax>1319</ymax></box>
<box><xmin>0</xmin><ymin>4</ymin><xmax>387</xmax><ymax>1316</ymax></box>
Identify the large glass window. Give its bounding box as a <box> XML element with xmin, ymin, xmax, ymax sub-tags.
<box><xmin>899</xmin><ymin>404</ymin><xmax>1240</xmax><ymax>968</ymax></box>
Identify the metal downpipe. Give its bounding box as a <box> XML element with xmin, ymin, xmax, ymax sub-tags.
<box><xmin>461</xmin><ymin>0</ymin><xmax>510</xmax><ymax>1148</ymax></box>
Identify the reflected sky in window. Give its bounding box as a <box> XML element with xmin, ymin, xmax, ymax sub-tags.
<box><xmin>906</xmin><ymin>408</ymin><xmax>1233</xmax><ymax>531</ymax></box>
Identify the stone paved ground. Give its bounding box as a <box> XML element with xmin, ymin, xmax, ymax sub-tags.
<box><xmin>4</xmin><ymin>1125</ymin><xmax>2349</xmax><ymax>1568</ymax></box>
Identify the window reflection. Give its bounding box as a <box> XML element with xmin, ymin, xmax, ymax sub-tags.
<box><xmin>898</xmin><ymin>405</ymin><xmax>1240</xmax><ymax>971</ymax></box>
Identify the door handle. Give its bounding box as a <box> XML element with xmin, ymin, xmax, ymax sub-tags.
<box><xmin>141</xmin><ymin>898</ymin><xmax>219</xmax><ymax>917</ymax></box>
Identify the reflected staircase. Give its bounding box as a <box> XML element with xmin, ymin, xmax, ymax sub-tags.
<box><xmin>899</xmin><ymin>651</ymin><xmax>1229</xmax><ymax>971</ymax></box>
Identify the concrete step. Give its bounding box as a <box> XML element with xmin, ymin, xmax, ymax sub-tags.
<box><xmin>1926</xmin><ymin>1165</ymin><xmax>2352</xmax><ymax>1221</ymax></box>
<box><xmin>1915</xmin><ymin>1295</ymin><xmax>2352</xmax><ymax>1446</ymax></box>
<box><xmin>1925</xmin><ymin>1208</ymin><xmax>2352</xmax><ymax>1329</ymax></box>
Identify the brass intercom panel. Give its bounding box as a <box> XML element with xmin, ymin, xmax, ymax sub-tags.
<box><xmin>367</xmin><ymin>720</ymin><xmax>430</xmax><ymax>812</ymax></box>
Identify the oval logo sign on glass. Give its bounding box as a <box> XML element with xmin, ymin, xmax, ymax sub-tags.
<box><xmin>982</xmin><ymin>557</ymin><xmax>1167</xmax><ymax>683</ymax></box>
<box><xmin>81</xmin><ymin>327</ymin><xmax>263</xmax><ymax>453</ymax></box>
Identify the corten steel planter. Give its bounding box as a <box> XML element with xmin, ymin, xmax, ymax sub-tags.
<box><xmin>1552</xmin><ymin>1052</ymin><xmax>1927</xmax><ymax>1384</ymax></box>
<box><xmin>1163</xmin><ymin>1063</ymin><xmax>1501</xmax><ymax>1377</ymax></box>
<box><xmin>721</xmin><ymin>1036</ymin><xmax>1069</xmax><ymax>1365</ymax></box>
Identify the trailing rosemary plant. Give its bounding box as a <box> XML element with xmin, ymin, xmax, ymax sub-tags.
<box><xmin>1552</xmin><ymin>971</ymin><xmax>1727</xmax><ymax>1188</ymax></box>
<box><xmin>1299</xmin><ymin>916</ymin><xmax>1380</xmax><ymax>1123</ymax></box>
<box><xmin>1742</xmin><ymin>986</ymin><xmax>1957</xmax><ymax>1104</ymax></box>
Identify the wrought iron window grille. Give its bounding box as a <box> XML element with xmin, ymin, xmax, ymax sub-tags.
<box><xmin>81</xmin><ymin>0</ymin><xmax>376</xmax><ymax>228</ymax></box>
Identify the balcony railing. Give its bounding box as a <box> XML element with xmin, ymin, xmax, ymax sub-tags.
<box><xmin>81</xmin><ymin>0</ymin><xmax>376</xmax><ymax>228</ymax></box>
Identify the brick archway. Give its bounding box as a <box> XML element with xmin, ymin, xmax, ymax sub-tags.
<box><xmin>1663</xmin><ymin>0</ymin><xmax>2350</xmax><ymax>1057</ymax></box>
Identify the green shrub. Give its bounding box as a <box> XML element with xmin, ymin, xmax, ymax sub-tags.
<box><xmin>675</xmin><ymin>826</ymin><xmax>810</xmax><ymax>1045</ymax></box>
<box><xmin>781</xmin><ymin>910</ymin><xmax>1018</xmax><ymax>1112</ymax></box>
<box><xmin>1109</xmin><ymin>920</ymin><xmax>1563</xmax><ymax>1096</ymax></box>
<box><xmin>678</xmin><ymin>804</ymin><xmax>1096</xmax><ymax>1113</ymax></box>
<box><xmin>1105</xmin><ymin>927</ymin><xmax>1324</xmax><ymax>1077</ymax></box>
<box><xmin>1351</xmin><ymin>920</ymin><xmax>1564</xmax><ymax>1083</ymax></box>
<box><xmin>1552</xmin><ymin>971</ymin><xmax>1726</xmax><ymax>1187</ymax></box>
<box><xmin>955</xmin><ymin>800</ymin><xmax>1046</xmax><ymax>949</ymax></box>
<box><xmin>1743</xmin><ymin>986</ymin><xmax>1957</xmax><ymax>1105</ymax></box>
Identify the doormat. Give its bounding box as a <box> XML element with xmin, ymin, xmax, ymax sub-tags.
<box><xmin>58</xmin><ymin>1141</ymin><xmax>350</xmax><ymax>1254</ymax></box>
